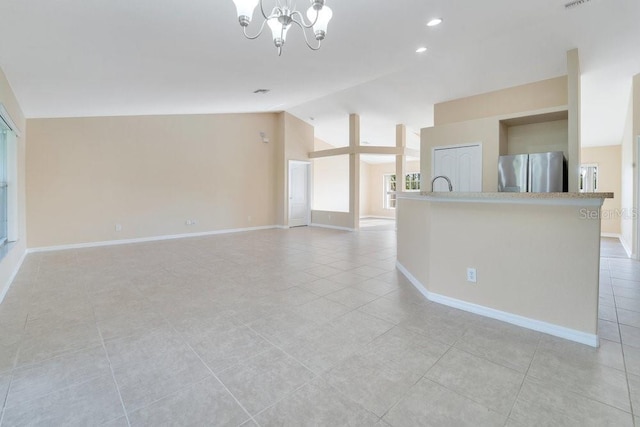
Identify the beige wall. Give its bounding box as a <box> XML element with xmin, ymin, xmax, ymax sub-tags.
<box><xmin>313</xmin><ymin>154</ymin><xmax>350</xmax><ymax>213</ymax></box>
<box><xmin>27</xmin><ymin>113</ymin><xmax>283</xmax><ymax>248</ymax></box>
<box><xmin>422</xmin><ymin>77</ymin><xmax>570</xmax><ymax>192</ymax></box>
<box><xmin>312</xmin><ymin>138</ymin><xmax>349</xmax><ymax>213</ymax></box>
<box><xmin>397</xmin><ymin>196</ymin><xmax>601</xmax><ymax>339</ymax></box>
<box><xmin>0</xmin><ymin>66</ymin><xmax>27</xmax><ymax>302</ymax></box>
<box><xmin>434</xmin><ymin>76</ymin><xmax>568</xmax><ymax>126</ymax></box>
<box><xmin>507</xmin><ymin>120</ymin><xmax>569</xmax><ymax>158</ymax></box>
<box><xmin>310</xmin><ymin>210</ymin><xmax>352</xmax><ymax>229</ymax></box>
<box><xmin>360</xmin><ymin>162</ymin><xmax>370</xmax><ymax>216</ymax></box>
<box><xmin>581</xmin><ymin>145</ymin><xmax>622</xmax><ymax>235</ymax></box>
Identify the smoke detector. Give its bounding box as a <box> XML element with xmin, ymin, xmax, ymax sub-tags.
<box><xmin>565</xmin><ymin>0</ymin><xmax>591</xmax><ymax>9</ymax></box>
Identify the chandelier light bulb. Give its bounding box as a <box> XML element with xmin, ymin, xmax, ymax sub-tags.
<box><xmin>306</xmin><ymin>5</ymin><xmax>332</xmax><ymax>40</ymax></box>
<box><xmin>232</xmin><ymin>0</ymin><xmax>260</xmax><ymax>25</ymax></box>
<box><xmin>267</xmin><ymin>18</ymin><xmax>291</xmax><ymax>47</ymax></box>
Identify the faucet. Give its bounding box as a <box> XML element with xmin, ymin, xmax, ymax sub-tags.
<box><xmin>431</xmin><ymin>175</ymin><xmax>453</xmax><ymax>192</ymax></box>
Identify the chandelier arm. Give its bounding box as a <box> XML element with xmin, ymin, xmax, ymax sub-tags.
<box><xmin>258</xmin><ymin>0</ymin><xmax>270</xmax><ymax>20</ymax></box>
<box><xmin>290</xmin><ymin>9</ymin><xmax>319</xmax><ymax>29</ymax></box>
<box><xmin>290</xmin><ymin>18</ymin><xmax>321</xmax><ymax>50</ymax></box>
<box><xmin>242</xmin><ymin>18</ymin><xmax>269</xmax><ymax>40</ymax></box>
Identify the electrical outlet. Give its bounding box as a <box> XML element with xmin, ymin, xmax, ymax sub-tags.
<box><xmin>115</xmin><ymin>224</ymin><xmax>122</xmax><ymax>232</ymax></box>
<box><xmin>467</xmin><ymin>268</ymin><xmax>477</xmax><ymax>283</ymax></box>
<box><xmin>248</xmin><ymin>215</ymin><xmax>252</xmax><ymax>222</ymax></box>
<box><xmin>185</xmin><ymin>220</ymin><xmax>192</xmax><ymax>226</ymax></box>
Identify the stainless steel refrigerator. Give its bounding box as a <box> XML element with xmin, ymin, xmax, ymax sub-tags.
<box><xmin>498</xmin><ymin>151</ymin><xmax>566</xmax><ymax>192</ymax></box>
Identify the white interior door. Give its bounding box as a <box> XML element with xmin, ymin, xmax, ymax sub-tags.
<box><xmin>433</xmin><ymin>149</ymin><xmax>457</xmax><ymax>192</ymax></box>
<box><xmin>289</xmin><ymin>161</ymin><xmax>310</xmax><ymax>227</ymax></box>
<box><xmin>433</xmin><ymin>144</ymin><xmax>482</xmax><ymax>192</ymax></box>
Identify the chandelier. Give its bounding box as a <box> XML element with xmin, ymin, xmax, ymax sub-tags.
<box><xmin>231</xmin><ymin>0</ymin><xmax>333</xmax><ymax>56</ymax></box>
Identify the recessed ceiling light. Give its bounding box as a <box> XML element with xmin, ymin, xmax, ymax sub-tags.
<box><xmin>415</xmin><ymin>47</ymin><xmax>428</xmax><ymax>53</ymax></box>
<box><xmin>427</xmin><ymin>18</ymin><xmax>443</xmax><ymax>27</ymax></box>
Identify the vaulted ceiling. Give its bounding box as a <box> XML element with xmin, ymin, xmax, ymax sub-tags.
<box><xmin>0</xmin><ymin>0</ymin><xmax>638</xmax><ymax>149</ymax></box>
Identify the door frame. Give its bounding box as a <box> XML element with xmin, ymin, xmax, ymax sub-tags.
<box><xmin>636</xmin><ymin>136</ymin><xmax>640</xmax><ymax>260</ymax></box>
<box><xmin>288</xmin><ymin>160</ymin><xmax>311</xmax><ymax>227</ymax></box>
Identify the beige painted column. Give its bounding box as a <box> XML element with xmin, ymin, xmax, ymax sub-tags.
<box><xmin>349</xmin><ymin>114</ymin><xmax>360</xmax><ymax>229</ymax></box>
<box><xmin>633</xmin><ymin>74</ymin><xmax>640</xmax><ymax>258</ymax></box>
<box><xmin>568</xmin><ymin>49</ymin><xmax>581</xmax><ymax>193</ymax></box>
<box><xmin>396</xmin><ymin>124</ymin><xmax>407</xmax><ymax>195</ymax></box>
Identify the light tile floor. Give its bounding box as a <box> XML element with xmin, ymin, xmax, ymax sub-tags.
<box><xmin>0</xmin><ymin>227</ymin><xmax>638</xmax><ymax>426</ymax></box>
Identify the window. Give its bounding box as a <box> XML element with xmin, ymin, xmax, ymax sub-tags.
<box><xmin>405</xmin><ymin>173</ymin><xmax>421</xmax><ymax>191</ymax></box>
<box><xmin>0</xmin><ymin>103</ymin><xmax>18</xmax><ymax>250</ymax></box>
<box><xmin>579</xmin><ymin>164</ymin><xmax>598</xmax><ymax>193</ymax></box>
<box><xmin>383</xmin><ymin>174</ymin><xmax>397</xmax><ymax>209</ymax></box>
<box><xmin>384</xmin><ymin>173</ymin><xmax>421</xmax><ymax>209</ymax></box>
<box><xmin>0</xmin><ymin>122</ymin><xmax>7</xmax><ymax>244</ymax></box>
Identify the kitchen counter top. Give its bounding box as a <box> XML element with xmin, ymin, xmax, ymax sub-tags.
<box><xmin>396</xmin><ymin>191</ymin><xmax>613</xmax><ymax>206</ymax></box>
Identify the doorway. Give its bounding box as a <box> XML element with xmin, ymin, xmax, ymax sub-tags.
<box><xmin>288</xmin><ymin>160</ymin><xmax>311</xmax><ymax>227</ymax></box>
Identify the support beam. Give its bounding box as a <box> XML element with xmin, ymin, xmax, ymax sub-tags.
<box><xmin>308</xmin><ymin>146</ymin><xmax>351</xmax><ymax>158</ymax></box>
<box><xmin>309</xmin><ymin>145</ymin><xmax>419</xmax><ymax>158</ymax></box>
<box><xmin>349</xmin><ymin>114</ymin><xmax>360</xmax><ymax>230</ymax></box>
<box><xmin>567</xmin><ymin>49</ymin><xmax>581</xmax><ymax>193</ymax></box>
<box><xmin>396</xmin><ymin>124</ymin><xmax>407</xmax><ymax>196</ymax></box>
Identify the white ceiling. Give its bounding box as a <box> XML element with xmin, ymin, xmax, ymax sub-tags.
<box><xmin>0</xmin><ymin>0</ymin><xmax>638</xmax><ymax>148</ymax></box>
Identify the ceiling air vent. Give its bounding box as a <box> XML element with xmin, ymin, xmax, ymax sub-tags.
<box><xmin>253</xmin><ymin>89</ymin><xmax>271</xmax><ymax>94</ymax></box>
<box><xmin>565</xmin><ymin>0</ymin><xmax>591</xmax><ymax>9</ymax></box>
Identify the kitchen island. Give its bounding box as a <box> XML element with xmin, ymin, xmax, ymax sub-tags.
<box><xmin>396</xmin><ymin>191</ymin><xmax>613</xmax><ymax>347</ymax></box>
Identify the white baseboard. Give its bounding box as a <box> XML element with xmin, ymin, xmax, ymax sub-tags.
<box><xmin>396</xmin><ymin>261</ymin><xmax>599</xmax><ymax>348</ymax></box>
<box><xmin>360</xmin><ymin>216</ymin><xmax>395</xmax><ymax>220</ymax></box>
<box><xmin>601</xmin><ymin>233</ymin><xmax>633</xmax><ymax>258</ymax></box>
<box><xmin>0</xmin><ymin>249</ymin><xmax>27</xmax><ymax>304</ymax></box>
<box><xmin>310</xmin><ymin>223</ymin><xmax>354</xmax><ymax>232</ymax></box>
<box><xmin>601</xmin><ymin>233</ymin><xmax>622</xmax><ymax>239</ymax></box>
<box><xmin>28</xmin><ymin>225</ymin><xmax>279</xmax><ymax>253</ymax></box>
<box><xmin>619</xmin><ymin>236</ymin><xmax>633</xmax><ymax>259</ymax></box>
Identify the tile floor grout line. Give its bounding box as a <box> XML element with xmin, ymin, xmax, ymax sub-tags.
<box><xmin>504</xmin><ymin>335</ymin><xmax>542</xmax><ymax>425</ymax></box>
<box><xmin>88</xmin><ymin>281</ymin><xmax>132</xmax><ymax>427</ymax></box>
<box><xmin>248</xmin><ymin>376</ymin><xmax>317</xmax><ymax>422</ymax></box>
<box><xmin>154</xmin><ymin>313</ymin><xmax>259</xmax><ymax>427</ymax></box>
<box><xmin>392</xmin><ymin>343</ymin><xmax>515</xmax><ymax>419</ymax></box>
<box><xmin>97</xmin><ymin>331</ymin><xmax>132</xmax><ymax>427</ymax></box>
<box><xmin>377</xmin><ymin>338</ymin><xmax>454</xmax><ymax>422</ymax></box>
<box><xmin>182</xmin><ymin>336</ymin><xmax>258</xmax><ymax>426</ymax></box>
<box><xmin>620</xmin><ymin>339</ymin><xmax>637</xmax><ymax>424</ymax></box>
<box><xmin>242</xmin><ymin>320</ymin><xmax>385</xmax><ymax>422</ymax></box>
<box><xmin>609</xmin><ymin>256</ymin><xmax>638</xmax><ymax>425</ymax></box>
<box><xmin>244</xmin><ymin>324</ymin><xmax>322</xmax><ymax>379</ymax></box>
<box><xmin>0</xmin><ymin>368</ymin><xmax>15</xmax><ymax>427</ymax></box>
<box><xmin>0</xmin><ymin>302</ymin><xmax>29</xmax><ymax>426</ymax></box>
